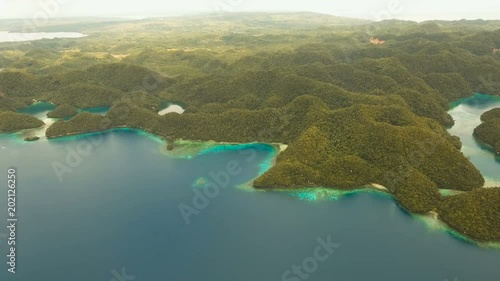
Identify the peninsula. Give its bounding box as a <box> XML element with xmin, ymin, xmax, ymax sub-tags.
<box><xmin>1</xmin><ymin>13</ymin><xmax>499</xmax><ymax>241</ymax></box>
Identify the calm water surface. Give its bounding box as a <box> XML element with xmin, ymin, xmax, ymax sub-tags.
<box><xmin>16</xmin><ymin>103</ymin><xmax>110</xmax><ymax>140</ymax></box>
<box><xmin>448</xmin><ymin>93</ymin><xmax>500</xmax><ymax>186</ymax></box>
<box><xmin>0</xmin><ymin>96</ymin><xmax>499</xmax><ymax>281</ymax></box>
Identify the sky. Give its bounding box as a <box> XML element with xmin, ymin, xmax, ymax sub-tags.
<box><xmin>0</xmin><ymin>0</ymin><xmax>499</xmax><ymax>21</ymax></box>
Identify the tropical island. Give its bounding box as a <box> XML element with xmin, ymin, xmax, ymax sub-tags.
<box><xmin>24</xmin><ymin>136</ymin><xmax>40</xmax><ymax>141</ymax></box>
<box><xmin>474</xmin><ymin>108</ymin><xmax>500</xmax><ymax>154</ymax></box>
<box><xmin>0</xmin><ymin>111</ymin><xmax>45</xmax><ymax>132</ymax></box>
<box><xmin>0</xmin><ymin>13</ymin><xmax>499</xmax><ymax>241</ymax></box>
<box><xmin>46</xmin><ymin>104</ymin><xmax>78</xmax><ymax>118</ymax></box>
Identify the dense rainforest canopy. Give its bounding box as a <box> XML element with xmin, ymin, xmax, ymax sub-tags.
<box><xmin>0</xmin><ymin>111</ymin><xmax>45</xmax><ymax>132</ymax></box>
<box><xmin>46</xmin><ymin>104</ymin><xmax>78</xmax><ymax>118</ymax></box>
<box><xmin>1</xmin><ymin>13</ymin><xmax>500</xmax><ymax>241</ymax></box>
<box><xmin>474</xmin><ymin>108</ymin><xmax>500</xmax><ymax>154</ymax></box>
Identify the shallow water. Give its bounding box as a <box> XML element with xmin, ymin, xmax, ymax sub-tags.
<box><xmin>0</xmin><ymin>95</ymin><xmax>499</xmax><ymax>281</ymax></box>
<box><xmin>447</xmin><ymin>93</ymin><xmax>500</xmax><ymax>186</ymax></box>
<box><xmin>16</xmin><ymin>103</ymin><xmax>110</xmax><ymax>140</ymax></box>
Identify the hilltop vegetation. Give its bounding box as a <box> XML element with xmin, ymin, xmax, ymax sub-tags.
<box><xmin>0</xmin><ymin>111</ymin><xmax>45</xmax><ymax>132</ymax></box>
<box><xmin>474</xmin><ymin>108</ymin><xmax>500</xmax><ymax>154</ymax></box>
<box><xmin>1</xmin><ymin>13</ymin><xmax>500</xmax><ymax>241</ymax></box>
<box><xmin>480</xmin><ymin>108</ymin><xmax>500</xmax><ymax>122</ymax></box>
<box><xmin>439</xmin><ymin>188</ymin><xmax>500</xmax><ymax>241</ymax></box>
<box><xmin>46</xmin><ymin>112</ymin><xmax>111</xmax><ymax>138</ymax></box>
<box><xmin>47</xmin><ymin>104</ymin><xmax>78</xmax><ymax>118</ymax></box>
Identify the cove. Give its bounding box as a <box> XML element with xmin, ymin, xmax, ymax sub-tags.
<box><xmin>15</xmin><ymin>102</ymin><xmax>110</xmax><ymax>140</ymax></box>
<box><xmin>0</xmin><ymin>97</ymin><xmax>499</xmax><ymax>281</ymax></box>
<box><xmin>448</xmin><ymin>93</ymin><xmax>500</xmax><ymax>187</ymax></box>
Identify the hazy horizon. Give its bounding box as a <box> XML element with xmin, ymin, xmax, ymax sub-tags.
<box><xmin>1</xmin><ymin>0</ymin><xmax>500</xmax><ymax>22</ymax></box>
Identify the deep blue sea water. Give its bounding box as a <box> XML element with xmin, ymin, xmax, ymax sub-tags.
<box><xmin>0</xmin><ymin>96</ymin><xmax>499</xmax><ymax>281</ymax></box>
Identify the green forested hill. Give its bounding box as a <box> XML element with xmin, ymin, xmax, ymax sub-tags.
<box><xmin>1</xmin><ymin>13</ymin><xmax>500</xmax><ymax>241</ymax></box>
<box><xmin>46</xmin><ymin>104</ymin><xmax>78</xmax><ymax>118</ymax></box>
<box><xmin>46</xmin><ymin>112</ymin><xmax>111</xmax><ymax>138</ymax></box>
<box><xmin>474</xmin><ymin>108</ymin><xmax>500</xmax><ymax>154</ymax></box>
<box><xmin>0</xmin><ymin>111</ymin><xmax>45</xmax><ymax>132</ymax></box>
<box><xmin>480</xmin><ymin>108</ymin><xmax>500</xmax><ymax>122</ymax></box>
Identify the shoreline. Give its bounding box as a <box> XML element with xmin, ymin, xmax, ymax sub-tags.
<box><xmin>448</xmin><ymin>93</ymin><xmax>500</xmax><ymax>110</ymax></box>
<box><xmin>3</xmin><ymin>126</ymin><xmax>500</xmax><ymax>247</ymax></box>
<box><xmin>472</xmin><ymin>134</ymin><xmax>500</xmax><ymax>155</ymax></box>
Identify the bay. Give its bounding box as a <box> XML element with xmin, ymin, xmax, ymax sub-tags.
<box><xmin>0</xmin><ymin>95</ymin><xmax>499</xmax><ymax>281</ymax></box>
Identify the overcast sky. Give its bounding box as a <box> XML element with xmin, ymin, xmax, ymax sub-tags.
<box><xmin>1</xmin><ymin>0</ymin><xmax>499</xmax><ymax>21</ymax></box>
